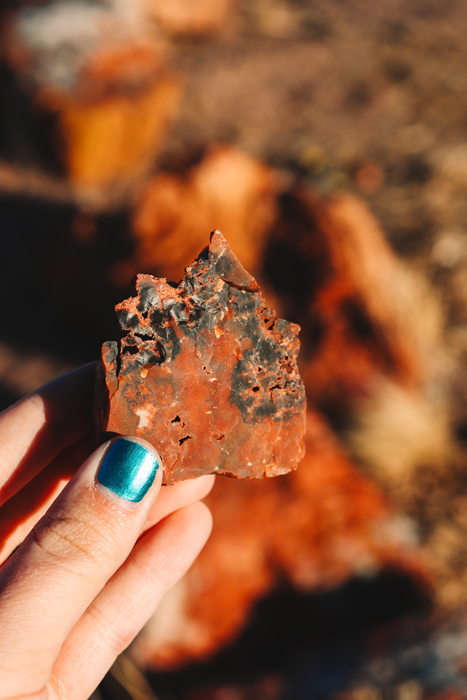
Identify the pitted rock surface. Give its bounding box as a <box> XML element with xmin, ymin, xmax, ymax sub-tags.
<box><xmin>96</xmin><ymin>231</ymin><xmax>306</xmax><ymax>484</ymax></box>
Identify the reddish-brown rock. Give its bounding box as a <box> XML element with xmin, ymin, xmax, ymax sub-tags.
<box><xmin>97</xmin><ymin>231</ymin><xmax>306</xmax><ymax>484</ymax></box>
<box><xmin>140</xmin><ymin>0</ymin><xmax>235</xmax><ymax>36</ymax></box>
<box><xmin>267</xmin><ymin>188</ymin><xmax>443</xmax><ymax>406</ymax></box>
<box><xmin>121</xmin><ymin>145</ymin><xmax>278</xmax><ymax>285</ymax></box>
<box><xmin>133</xmin><ymin>410</ymin><xmax>429</xmax><ymax>669</ymax></box>
<box><xmin>1</xmin><ymin>2</ymin><xmax>182</xmax><ymax>191</ymax></box>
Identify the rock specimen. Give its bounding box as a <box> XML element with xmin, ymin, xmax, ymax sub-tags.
<box><xmin>97</xmin><ymin>230</ymin><xmax>306</xmax><ymax>484</ymax></box>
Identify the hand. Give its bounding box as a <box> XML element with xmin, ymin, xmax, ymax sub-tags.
<box><xmin>0</xmin><ymin>363</ymin><xmax>214</xmax><ymax>700</ymax></box>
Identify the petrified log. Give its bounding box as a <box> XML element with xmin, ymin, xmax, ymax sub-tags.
<box><xmin>97</xmin><ymin>231</ymin><xmax>306</xmax><ymax>484</ymax></box>
<box><xmin>122</xmin><ymin>145</ymin><xmax>278</xmax><ymax>285</ymax></box>
<box><xmin>133</xmin><ymin>410</ymin><xmax>428</xmax><ymax>669</ymax></box>
<box><xmin>140</xmin><ymin>0</ymin><xmax>235</xmax><ymax>36</ymax></box>
<box><xmin>265</xmin><ymin>187</ymin><xmax>425</xmax><ymax>403</ymax></box>
<box><xmin>1</xmin><ymin>2</ymin><xmax>182</xmax><ymax>190</ymax></box>
<box><xmin>265</xmin><ymin>186</ymin><xmax>450</xmax><ymax>485</ymax></box>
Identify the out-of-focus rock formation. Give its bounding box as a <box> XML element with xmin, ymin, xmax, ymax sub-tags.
<box><xmin>138</xmin><ymin>0</ymin><xmax>235</xmax><ymax>37</ymax></box>
<box><xmin>0</xmin><ymin>1</ymin><xmax>181</xmax><ymax>196</ymax></box>
<box><xmin>125</xmin><ymin>145</ymin><xmax>278</xmax><ymax>283</ymax></box>
<box><xmin>132</xmin><ymin>411</ymin><xmax>427</xmax><ymax>669</ymax></box>
<box><xmin>264</xmin><ymin>187</ymin><xmax>452</xmax><ymax>495</ymax></box>
<box><xmin>0</xmin><ymin>0</ymin><xmax>237</xmax><ymax>198</ymax></box>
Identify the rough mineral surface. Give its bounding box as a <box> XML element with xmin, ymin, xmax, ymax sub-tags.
<box><xmin>97</xmin><ymin>230</ymin><xmax>306</xmax><ymax>484</ymax></box>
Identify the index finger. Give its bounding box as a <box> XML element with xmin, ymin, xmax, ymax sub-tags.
<box><xmin>0</xmin><ymin>362</ymin><xmax>97</xmax><ymax>506</ymax></box>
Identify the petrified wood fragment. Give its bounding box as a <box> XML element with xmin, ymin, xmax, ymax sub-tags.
<box><xmin>97</xmin><ymin>231</ymin><xmax>306</xmax><ymax>484</ymax></box>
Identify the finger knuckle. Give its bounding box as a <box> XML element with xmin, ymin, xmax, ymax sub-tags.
<box><xmin>87</xmin><ymin>601</ymin><xmax>135</xmax><ymax>656</ymax></box>
<box><xmin>31</xmin><ymin>507</ymin><xmax>117</xmax><ymax>571</ymax></box>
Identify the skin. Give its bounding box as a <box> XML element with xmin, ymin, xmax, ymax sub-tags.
<box><xmin>0</xmin><ymin>363</ymin><xmax>215</xmax><ymax>700</ymax></box>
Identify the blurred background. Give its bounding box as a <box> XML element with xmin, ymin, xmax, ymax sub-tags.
<box><xmin>3</xmin><ymin>0</ymin><xmax>467</xmax><ymax>698</ymax></box>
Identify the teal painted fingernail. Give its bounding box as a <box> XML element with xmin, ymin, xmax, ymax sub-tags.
<box><xmin>97</xmin><ymin>439</ymin><xmax>159</xmax><ymax>502</ymax></box>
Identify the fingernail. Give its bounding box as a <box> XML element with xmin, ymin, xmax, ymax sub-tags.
<box><xmin>97</xmin><ymin>439</ymin><xmax>159</xmax><ymax>503</ymax></box>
